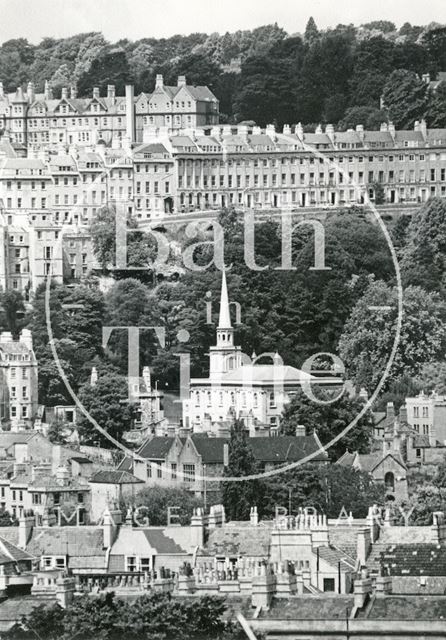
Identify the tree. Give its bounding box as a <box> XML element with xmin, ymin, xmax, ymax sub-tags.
<box><xmin>133</xmin><ymin>486</ymin><xmax>205</xmax><ymax>526</ymax></box>
<box><xmin>381</xmin><ymin>69</ymin><xmax>429</xmax><ymax>128</ymax></box>
<box><xmin>222</xmin><ymin>420</ymin><xmax>264</xmax><ymax>520</ymax></box>
<box><xmin>50</xmin><ymin>63</ymin><xmax>72</xmax><ymax>95</ymax></box>
<box><xmin>76</xmin><ymin>372</ymin><xmax>135</xmax><ymax>446</ymax></box>
<box><xmin>8</xmin><ymin>592</ymin><xmax>239</xmax><ymax>640</ymax></box>
<box><xmin>370</xmin><ymin>181</ymin><xmax>385</xmax><ymax>205</ymax></box>
<box><xmin>47</xmin><ymin>419</ymin><xmax>72</xmax><ymax>445</ymax></box>
<box><xmin>338</xmin><ymin>281</ymin><xmax>446</xmax><ymax>391</ymax></box>
<box><xmin>304</xmin><ymin>17</ymin><xmax>319</xmax><ymax>44</ymax></box>
<box><xmin>427</xmin><ymin>81</ymin><xmax>446</xmax><ymax>128</ymax></box>
<box><xmin>90</xmin><ymin>204</ymin><xmax>158</xmax><ymax>274</ymax></box>
<box><xmin>362</xmin><ymin>21</ymin><xmax>396</xmax><ymax>33</ymax></box>
<box><xmin>0</xmin><ymin>289</ymin><xmax>25</xmax><ymax>335</ymax></box>
<box><xmin>338</xmin><ymin>105</ymin><xmax>387</xmax><ymax>130</ymax></box>
<box><xmin>416</xmin><ymin>361</ymin><xmax>446</xmax><ymax>395</ymax></box>
<box><xmin>280</xmin><ymin>390</ymin><xmax>373</xmax><ymax>460</ymax></box>
<box><xmin>262</xmin><ymin>464</ymin><xmax>385</xmax><ymax>518</ymax></box>
<box><xmin>11</xmin><ymin>603</ymin><xmax>65</xmax><ymax>640</ymax></box>
<box><xmin>400</xmin><ymin>198</ymin><xmax>446</xmax><ymax>295</ymax></box>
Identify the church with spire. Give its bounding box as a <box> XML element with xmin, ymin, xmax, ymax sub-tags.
<box><xmin>182</xmin><ymin>271</ymin><xmax>340</xmax><ymax>437</ymax></box>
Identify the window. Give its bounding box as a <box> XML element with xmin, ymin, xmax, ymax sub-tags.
<box><xmin>32</xmin><ymin>493</ymin><xmax>41</xmax><ymax>505</ymax></box>
<box><xmin>171</xmin><ymin>463</ymin><xmax>177</xmax><ymax>481</ymax></box>
<box><xmin>53</xmin><ymin>492</ymin><xmax>60</xmax><ymax>505</ymax></box>
<box><xmin>156</xmin><ymin>462</ymin><xmax>162</xmax><ymax>479</ymax></box>
<box><xmin>140</xmin><ymin>558</ymin><xmax>151</xmax><ymax>572</ymax></box>
<box><xmin>126</xmin><ymin>556</ymin><xmax>137</xmax><ymax>572</ymax></box>
<box><xmin>77</xmin><ymin>493</ymin><xmax>84</xmax><ymax>504</ymax></box>
<box><xmin>323</xmin><ymin>578</ymin><xmax>335</xmax><ymax>592</ymax></box>
<box><xmin>384</xmin><ymin>472</ymin><xmax>395</xmax><ymax>493</ymax></box>
<box><xmin>183</xmin><ymin>464</ymin><xmax>195</xmax><ymax>483</ymax></box>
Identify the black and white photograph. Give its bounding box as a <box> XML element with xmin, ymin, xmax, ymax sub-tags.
<box><xmin>0</xmin><ymin>0</ymin><xmax>445</xmax><ymax>637</ymax></box>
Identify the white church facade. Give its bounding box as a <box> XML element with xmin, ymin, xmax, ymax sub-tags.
<box><xmin>182</xmin><ymin>271</ymin><xmax>342</xmax><ymax>435</ymax></box>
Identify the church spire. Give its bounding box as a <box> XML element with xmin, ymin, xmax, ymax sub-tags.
<box><xmin>218</xmin><ymin>269</ymin><xmax>232</xmax><ymax>329</ymax></box>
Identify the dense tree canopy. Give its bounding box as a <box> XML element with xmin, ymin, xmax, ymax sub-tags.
<box><xmin>0</xmin><ymin>22</ymin><xmax>445</xmax><ymax>127</ymax></box>
<box><xmin>338</xmin><ymin>281</ymin><xmax>446</xmax><ymax>391</ymax></box>
<box><xmin>5</xmin><ymin>592</ymin><xmax>242</xmax><ymax>640</ymax></box>
<box><xmin>280</xmin><ymin>390</ymin><xmax>373</xmax><ymax>460</ymax></box>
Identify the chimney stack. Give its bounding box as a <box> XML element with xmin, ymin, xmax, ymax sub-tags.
<box><xmin>125</xmin><ymin>84</ymin><xmax>135</xmax><ymax>143</ymax></box>
<box><xmin>155</xmin><ymin>74</ymin><xmax>164</xmax><ymax>89</ymax></box>
<box><xmin>70</xmin><ymin>86</ymin><xmax>77</xmax><ymax>100</ymax></box>
<box><xmin>103</xmin><ymin>506</ymin><xmax>122</xmax><ymax>548</ymax></box>
<box><xmin>107</xmin><ymin>84</ymin><xmax>116</xmax><ymax>101</ymax></box>
<box><xmin>92</xmin><ymin>87</ymin><xmax>100</xmax><ymax>99</ymax></box>
<box><xmin>386</xmin><ymin>401</ymin><xmax>395</xmax><ymax>422</ymax></box>
<box><xmin>19</xmin><ymin>328</ymin><xmax>33</xmax><ymax>351</ymax></box>
<box><xmin>61</xmin><ymin>87</ymin><xmax>68</xmax><ymax>100</ymax></box>
<box><xmin>18</xmin><ymin>511</ymin><xmax>34</xmax><ymax>549</ymax></box>
<box><xmin>27</xmin><ymin>82</ymin><xmax>35</xmax><ymax>104</ymax></box>
<box><xmin>295</xmin><ymin>424</ymin><xmax>306</xmax><ymax>437</ymax></box>
<box><xmin>177</xmin><ymin>75</ymin><xmax>186</xmax><ymax>88</ymax></box>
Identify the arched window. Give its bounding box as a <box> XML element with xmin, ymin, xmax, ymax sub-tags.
<box><xmin>384</xmin><ymin>471</ymin><xmax>395</xmax><ymax>492</ymax></box>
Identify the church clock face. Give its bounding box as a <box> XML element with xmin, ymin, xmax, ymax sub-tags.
<box><xmin>44</xmin><ymin>147</ymin><xmax>403</xmax><ymax>486</ymax></box>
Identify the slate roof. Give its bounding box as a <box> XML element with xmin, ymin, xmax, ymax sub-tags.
<box><xmin>199</xmin><ymin>525</ymin><xmax>271</xmax><ymax>557</ymax></box>
<box><xmin>0</xmin><ymin>596</ymin><xmax>56</xmax><ymax>631</ymax></box>
<box><xmin>133</xmin><ymin>143</ymin><xmax>170</xmax><ymax>155</ymax></box>
<box><xmin>379</xmin><ymin>544</ymin><xmax>446</xmax><ymax>576</ymax></box>
<box><xmin>336</xmin><ymin>451</ymin><xmax>356</xmax><ymax>467</ymax></box>
<box><xmin>249</xmin><ymin>435</ymin><xmax>328</xmax><ymax>464</ymax></box>
<box><xmin>218</xmin><ymin>364</ymin><xmax>314</xmax><ymax>384</ymax></box>
<box><xmin>366</xmin><ymin>596</ymin><xmax>446</xmax><ymax>620</ymax></box>
<box><xmin>27</xmin><ymin>527</ymin><xmax>106</xmax><ymax>569</ymax></box>
<box><xmin>0</xmin><ymin>536</ymin><xmax>34</xmax><ymax>563</ymax></box>
<box><xmin>28</xmin><ymin>475</ymin><xmax>90</xmax><ymax>491</ymax></box>
<box><xmin>142</xmin><ymin>529</ymin><xmax>186</xmax><ymax>554</ymax></box>
<box><xmin>329</xmin><ymin>526</ymin><xmax>358</xmax><ymax>561</ymax></box>
<box><xmin>133</xmin><ymin>433</ymin><xmax>327</xmax><ymax>465</ymax></box>
<box><xmin>0</xmin><ymin>527</ymin><xmax>19</xmax><ymax>546</ymax></box>
<box><xmin>0</xmin><ymin>433</ymin><xmax>35</xmax><ymax>449</ymax></box>
<box><xmin>89</xmin><ymin>470</ymin><xmax>144</xmax><ymax>485</ymax></box>
<box><xmin>317</xmin><ymin>545</ymin><xmax>356</xmax><ymax>572</ymax></box>
<box><xmin>138</xmin><ymin>436</ymin><xmax>176</xmax><ymax>459</ymax></box>
<box><xmin>263</xmin><ymin>595</ymin><xmax>355</xmax><ymax>620</ymax></box>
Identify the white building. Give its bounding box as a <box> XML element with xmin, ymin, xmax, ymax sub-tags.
<box><xmin>182</xmin><ymin>271</ymin><xmax>341</xmax><ymax>434</ymax></box>
<box><xmin>0</xmin><ymin>329</ymin><xmax>38</xmax><ymax>429</ymax></box>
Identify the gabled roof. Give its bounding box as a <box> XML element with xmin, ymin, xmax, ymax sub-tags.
<box><xmin>138</xmin><ymin>436</ymin><xmax>175</xmax><ymax>459</ymax></box>
<box><xmin>316</xmin><ymin>545</ymin><xmax>356</xmax><ymax>572</ymax></box>
<box><xmin>134</xmin><ymin>433</ymin><xmax>328</xmax><ymax>465</ymax></box>
<box><xmin>89</xmin><ymin>470</ymin><xmax>144</xmax><ymax>484</ymax></box>
<box><xmin>355</xmin><ymin>451</ymin><xmax>406</xmax><ymax>473</ymax></box>
<box><xmin>0</xmin><ymin>536</ymin><xmax>34</xmax><ymax>563</ymax></box>
<box><xmin>27</xmin><ymin>527</ymin><xmax>106</xmax><ymax>569</ymax></box>
<box><xmin>336</xmin><ymin>450</ymin><xmax>356</xmax><ymax>467</ymax></box>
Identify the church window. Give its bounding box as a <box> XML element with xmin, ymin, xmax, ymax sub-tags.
<box><xmin>253</xmin><ymin>393</ymin><xmax>258</xmax><ymax>408</ymax></box>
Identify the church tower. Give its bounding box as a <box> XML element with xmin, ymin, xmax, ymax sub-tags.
<box><xmin>209</xmin><ymin>270</ymin><xmax>242</xmax><ymax>379</ymax></box>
